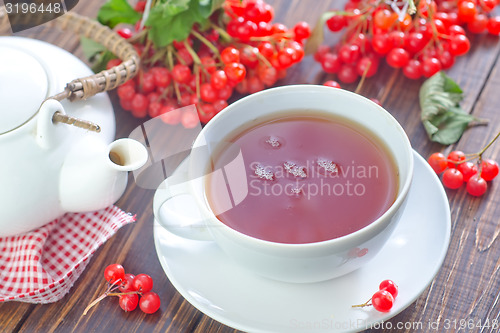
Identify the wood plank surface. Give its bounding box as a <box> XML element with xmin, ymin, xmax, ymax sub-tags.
<box><xmin>1</xmin><ymin>1</ymin><xmax>500</xmax><ymax>332</ymax></box>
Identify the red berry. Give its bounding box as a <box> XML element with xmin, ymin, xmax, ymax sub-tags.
<box><xmin>197</xmin><ymin>103</ymin><xmax>217</xmax><ymax>124</ymax></box>
<box><xmin>323</xmin><ymin>80</ymin><xmax>341</xmax><ymax>88</ymax></box>
<box><xmin>224</xmin><ymin>62</ymin><xmax>246</xmax><ymax>83</ymax></box>
<box><xmin>160</xmin><ymin>106</ymin><xmax>181</xmax><ymax>125</ymax></box>
<box><xmin>326</xmin><ymin>14</ymin><xmax>347</xmax><ymax>32</ymax></box>
<box><xmin>181</xmin><ymin>110</ymin><xmax>200</xmax><ymax>129</ymax></box>
<box><xmin>150</xmin><ymin>67</ymin><xmax>171</xmax><ymax>87</ymax></box>
<box><xmin>487</xmin><ymin>16</ymin><xmax>500</xmax><ymax>35</ymax></box>
<box><xmin>457</xmin><ymin>162</ymin><xmax>478</xmax><ymax>182</ymax></box>
<box><xmin>119</xmin><ymin>273</ymin><xmax>136</xmax><ymax>292</ymax></box>
<box><xmin>117</xmin><ymin>85</ymin><xmax>136</xmax><ymax>101</ymax></box>
<box><xmin>293</xmin><ymin>21</ymin><xmax>311</xmax><ymax>41</ymax></box>
<box><xmin>221</xmin><ymin>47</ymin><xmax>240</xmax><ymax>64</ymax></box>
<box><xmin>466</xmin><ymin>175</ymin><xmax>488</xmax><ymax>196</ymax></box>
<box><xmin>210</xmin><ymin>70</ymin><xmax>228</xmax><ymax>90</ymax></box>
<box><xmin>119</xmin><ymin>293</ymin><xmax>139</xmax><ymax>312</ymax></box>
<box><xmin>277</xmin><ymin>47</ymin><xmax>297</xmax><ymax>68</ymax></box>
<box><xmin>356</xmin><ymin>56</ymin><xmax>378</xmax><ymax>78</ymax></box>
<box><xmin>132</xmin><ymin>274</ymin><xmax>153</xmax><ymax>293</ymax></box>
<box><xmin>131</xmin><ymin>93</ymin><xmax>149</xmax><ymax>117</ymax></box>
<box><xmin>428</xmin><ymin>152</ymin><xmax>448</xmax><ymax>174</ymax></box>
<box><xmin>457</xmin><ymin>1</ymin><xmax>477</xmax><ymax>23</ymax></box>
<box><xmin>442</xmin><ymin>168</ymin><xmax>464</xmax><ymax>189</ymax></box>
<box><xmin>386</xmin><ymin>48</ymin><xmax>410</xmax><ymax>68</ymax></box>
<box><xmin>480</xmin><ymin>159</ymin><xmax>499</xmax><ymax>181</ymax></box>
<box><xmin>371</xmin><ymin>33</ymin><xmax>392</xmax><ymax>55</ymax></box>
<box><xmin>468</xmin><ymin>14</ymin><xmax>488</xmax><ymax>34</ymax></box>
<box><xmin>117</xmin><ymin>28</ymin><xmax>133</xmax><ymax>39</ymax></box>
<box><xmin>171</xmin><ymin>64</ymin><xmax>192</xmax><ymax>84</ymax></box>
<box><xmin>379</xmin><ymin>280</ymin><xmax>398</xmax><ymax>299</ymax></box>
<box><xmin>320</xmin><ymin>52</ymin><xmax>342</xmax><ymax>74</ymax></box>
<box><xmin>106</xmin><ymin>58</ymin><xmax>122</xmax><ymax>70</ymax></box>
<box><xmin>213</xmin><ymin>99</ymin><xmax>228</xmax><ymax>113</ymax></box>
<box><xmin>139</xmin><ymin>292</ymin><xmax>161</xmax><ymax>314</ymax></box>
<box><xmin>372</xmin><ymin>290</ymin><xmax>394</xmax><ymax>312</ymax></box>
<box><xmin>422</xmin><ymin>57</ymin><xmax>442</xmax><ymax>78</ymax></box>
<box><xmin>447</xmin><ymin>150</ymin><xmax>466</xmax><ymax>168</ymax></box>
<box><xmin>373</xmin><ymin>9</ymin><xmax>398</xmax><ymax>30</ymax></box>
<box><xmin>337</xmin><ymin>63</ymin><xmax>358</xmax><ymax>83</ymax></box>
<box><xmin>338</xmin><ymin>43</ymin><xmax>361</xmax><ymax>64</ymax></box>
<box><xmin>200</xmin><ymin>83</ymin><xmax>218</xmax><ymax>103</ymax></box>
<box><xmin>449</xmin><ymin>35</ymin><xmax>470</xmax><ymax>56</ymax></box>
<box><xmin>403</xmin><ymin>59</ymin><xmax>422</xmax><ymax>80</ymax></box>
<box><xmin>104</xmin><ymin>264</ymin><xmax>125</xmax><ymax>285</ymax></box>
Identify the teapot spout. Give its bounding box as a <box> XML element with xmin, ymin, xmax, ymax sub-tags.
<box><xmin>59</xmin><ymin>137</ymin><xmax>148</xmax><ymax>213</ymax></box>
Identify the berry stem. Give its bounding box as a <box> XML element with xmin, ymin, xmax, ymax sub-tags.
<box><xmin>209</xmin><ymin>22</ymin><xmax>232</xmax><ymax>43</ymax></box>
<box><xmin>83</xmin><ymin>292</ymin><xmax>108</xmax><ymax>316</ymax></box>
<box><xmin>352</xmin><ymin>297</ymin><xmax>372</xmax><ymax>308</ymax></box>
<box><xmin>191</xmin><ymin>29</ymin><xmax>222</xmax><ymax>60</ymax></box>
<box><xmin>354</xmin><ymin>61</ymin><xmax>371</xmax><ymax>94</ymax></box>
<box><xmin>183</xmin><ymin>39</ymin><xmax>202</xmax><ymax>66</ymax></box>
<box><xmin>477</xmin><ymin>129</ymin><xmax>500</xmax><ymax>157</ymax></box>
<box><xmin>166</xmin><ymin>45</ymin><xmax>182</xmax><ymax>104</ymax></box>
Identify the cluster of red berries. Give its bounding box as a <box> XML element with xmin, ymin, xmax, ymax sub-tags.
<box><xmin>428</xmin><ymin>150</ymin><xmax>499</xmax><ymax>196</ymax></box>
<box><xmin>84</xmin><ymin>264</ymin><xmax>161</xmax><ymax>315</ymax></box>
<box><xmin>314</xmin><ymin>0</ymin><xmax>500</xmax><ymax>83</ymax></box>
<box><xmin>353</xmin><ymin>279</ymin><xmax>399</xmax><ymax>312</ymax></box>
<box><xmin>110</xmin><ymin>0</ymin><xmax>310</xmax><ymax>128</ymax></box>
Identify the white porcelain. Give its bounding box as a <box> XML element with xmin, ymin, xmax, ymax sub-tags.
<box><xmin>0</xmin><ymin>37</ymin><xmax>148</xmax><ymax>237</ymax></box>
<box><xmin>154</xmin><ymin>151</ymin><xmax>451</xmax><ymax>333</ymax></box>
<box><xmin>153</xmin><ymin>85</ymin><xmax>414</xmax><ymax>283</ymax></box>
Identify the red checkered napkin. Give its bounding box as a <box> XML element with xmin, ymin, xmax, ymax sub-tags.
<box><xmin>0</xmin><ymin>206</ymin><xmax>135</xmax><ymax>304</ymax></box>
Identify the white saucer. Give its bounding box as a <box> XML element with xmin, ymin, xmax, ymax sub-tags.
<box><xmin>154</xmin><ymin>150</ymin><xmax>451</xmax><ymax>333</ymax></box>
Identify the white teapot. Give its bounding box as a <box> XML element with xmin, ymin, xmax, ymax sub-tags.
<box><xmin>0</xmin><ymin>30</ymin><xmax>147</xmax><ymax>236</ymax></box>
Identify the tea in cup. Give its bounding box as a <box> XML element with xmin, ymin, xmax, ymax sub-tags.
<box><xmin>153</xmin><ymin>85</ymin><xmax>413</xmax><ymax>283</ymax></box>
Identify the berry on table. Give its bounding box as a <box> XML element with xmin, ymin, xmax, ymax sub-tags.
<box><xmin>84</xmin><ymin>264</ymin><xmax>161</xmax><ymax>315</ymax></box>
<box><xmin>428</xmin><ymin>152</ymin><xmax>448</xmax><ymax>174</ymax></box>
<box><xmin>442</xmin><ymin>168</ymin><xmax>464</xmax><ymax>189</ymax></box>
<box><xmin>466</xmin><ymin>175</ymin><xmax>488</xmax><ymax>196</ymax></box>
<box><xmin>119</xmin><ymin>293</ymin><xmax>139</xmax><ymax>312</ymax></box>
<box><xmin>447</xmin><ymin>150</ymin><xmax>466</xmax><ymax>168</ymax></box>
<box><xmin>104</xmin><ymin>264</ymin><xmax>125</xmax><ymax>285</ymax></box>
<box><xmin>139</xmin><ymin>292</ymin><xmax>161</xmax><ymax>314</ymax></box>
<box><xmin>480</xmin><ymin>159</ymin><xmax>499</xmax><ymax>181</ymax></box>
<box><xmin>133</xmin><ymin>274</ymin><xmax>154</xmax><ymax>293</ymax></box>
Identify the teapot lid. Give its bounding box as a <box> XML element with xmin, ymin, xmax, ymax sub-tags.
<box><xmin>0</xmin><ymin>45</ymin><xmax>51</xmax><ymax>134</ymax></box>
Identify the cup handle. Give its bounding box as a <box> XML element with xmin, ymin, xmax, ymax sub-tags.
<box><xmin>153</xmin><ymin>175</ymin><xmax>214</xmax><ymax>241</ymax></box>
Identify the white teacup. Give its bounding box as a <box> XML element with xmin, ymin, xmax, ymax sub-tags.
<box><xmin>153</xmin><ymin>85</ymin><xmax>413</xmax><ymax>283</ymax></box>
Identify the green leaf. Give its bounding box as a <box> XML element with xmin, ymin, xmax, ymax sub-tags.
<box><xmin>80</xmin><ymin>36</ymin><xmax>106</xmax><ymax>61</ymax></box>
<box><xmin>97</xmin><ymin>0</ymin><xmax>141</xmax><ymax>28</ymax></box>
<box><xmin>419</xmin><ymin>71</ymin><xmax>486</xmax><ymax>145</ymax></box>
<box><xmin>198</xmin><ymin>0</ymin><xmax>225</xmax><ymax>18</ymax></box>
<box><xmin>145</xmin><ymin>0</ymin><xmax>224</xmax><ymax>47</ymax></box>
<box><xmin>80</xmin><ymin>36</ymin><xmax>115</xmax><ymax>73</ymax></box>
<box><xmin>91</xmin><ymin>51</ymin><xmax>116</xmax><ymax>73</ymax></box>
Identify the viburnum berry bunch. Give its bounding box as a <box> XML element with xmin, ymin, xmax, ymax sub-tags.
<box><xmin>427</xmin><ymin>131</ymin><xmax>500</xmax><ymax>196</ymax></box>
<box><xmin>352</xmin><ymin>279</ymin><xmax>399</xmax><ymax>312</ymax></box>
<box><xmin>93</xmin><ymin>0</ymin><xmax>310</xmax><ymax>128</ymax></box>
<box><xmin>310</xmin><ymin>0</ymin><xmax>500</xmax><ymax>83</ymax></box>
<box><xmin>83</xmin><ymin>264</ymin><xmax>161</xmax><ymax>315</ymax></box>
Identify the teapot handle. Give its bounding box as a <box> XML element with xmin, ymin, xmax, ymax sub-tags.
<box><xmin>48</xmin><ymin>12</ymin><xmax>140</xmax><ymax>103</ymax></box>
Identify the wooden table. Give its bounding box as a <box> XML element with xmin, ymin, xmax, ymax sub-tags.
<box><xmin>1</xmin><ymin>1</ymin><xmax>500</xmax><ymax>332</ymax></box>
